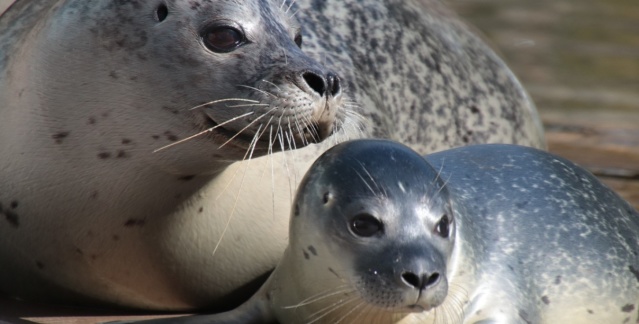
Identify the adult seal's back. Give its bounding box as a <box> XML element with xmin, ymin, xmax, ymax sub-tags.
<box><xmin>0</xmin><ymin>0</ymin><xmax>544</xmax><ymax>311</ymax></box>
<box><xmin>128</xmin><ymin>140</ymin><xmax>639</xmax><ymax>324</ymax></box>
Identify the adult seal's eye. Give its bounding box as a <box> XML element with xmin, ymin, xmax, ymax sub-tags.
<box><xmin>435</xmin><ymin>214</ymin><xmax>451</xmax><ymax>238</ymax></box>
<box><xmin>202</xmin><ymin>25</ymin><xmax>246</xmax><ymax>53</ymax></box>
<box><xmin>350</xmin><ymin>213</ymin><xmax>383</xmax><ymax>237</ymax></box>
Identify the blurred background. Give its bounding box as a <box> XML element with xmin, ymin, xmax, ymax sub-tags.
<box><xmin>449</xmin><ymin>0</ymin><xmax>639</xmax><ymax>209</ymax></box>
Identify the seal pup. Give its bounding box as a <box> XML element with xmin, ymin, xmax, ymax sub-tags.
<box><xmin>0</xmin><ymin>0</ymin><xmax>544</xmax><ymax>311</ymax></box>
<box><xmin>122</xmin><ymin>140</ymin><xmax>639</xmax><ymax>323</ymax></box>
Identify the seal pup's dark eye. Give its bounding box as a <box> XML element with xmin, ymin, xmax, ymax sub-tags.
<box><xmin>294</xmin><ymin>32</ymin><xmax>303</xmax><ymax>48</ymax></box>
<box><xmin>202</xmin><ymin>26</ymin><xmax>246</xmax><ymax>53</ymax></box>
<box><xmin>435</xmin><ymin>214</ymin><xmax>450</xmax><ymax>238</ymax></box>
<box><xmin>155</xmin><ymin>3</ymin><xmax>168</xmax><ymax>22</ymax></box>
<box><xmin>350</xmin><ymin>213</ymin><xmax>383</xmax><ymax>237</ymax></box>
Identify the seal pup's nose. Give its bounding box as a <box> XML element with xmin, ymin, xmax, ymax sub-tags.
<box><xmin>401</xmin><ymin>271</ymin><xmax>441</xmax><ymax>290</ymax></box>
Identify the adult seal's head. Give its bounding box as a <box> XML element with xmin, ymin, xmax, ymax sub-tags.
<box><xmin>0</xmin><ymin>0</ymin><xmax>346</xmax><ymax>174</ymax></box>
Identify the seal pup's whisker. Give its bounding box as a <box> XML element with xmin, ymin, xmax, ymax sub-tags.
<box><xmin>333</xmin><ymin>300</ymin><xmax>368</xmax><ymax>324</ymax></box>
<box><xmin>187</xmin><ymin>98</ymin><xmax>260</xmax><ymax>111</ymax></box>
<box><xmin>152</xmin><ymin>111</ymin><xmax>255</xmax><ymax>153</ymax></box>
<box><xmin>211</xmin><ymin>125</ymin><xmax>263</xmax><ymax>256</ymax></box>
<box><xmin>357</xmin><ymin>161</ymin><xmax>386</xmax><ymax>197</ymax></box>
<box><xmin>283</xmin><ymin>285</ymin><xmax>354</xmax><ymax>309</ymax></box>
<box><xmin>305</xmin><ymin>295</ymin><xmax>360</xmax><ymax>324</ymax></box>
<box><xmin>352</xmin><ymin>168</ymin><xmax>379</xmax><ymax>196</ymax></box>
<box><xmin>268</xmin><ymin>125</ymin><xmax>277</xmax><ymax>219</ymax></box>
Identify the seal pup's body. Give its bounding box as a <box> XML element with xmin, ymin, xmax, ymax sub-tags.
<box><xmin>125</xmin><ymin>140</ymin><xmax>639</xmax><ymax>323</ymax></box>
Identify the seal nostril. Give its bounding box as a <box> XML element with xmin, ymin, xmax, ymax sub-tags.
<box><xmin>424</xmin><ymin>273</ymin><xmax>440</xmax><ymax>288</ymax></box>
<box><xmin>302</xmin><ymin>72</ymin><xmax>327</xmax><ymax>97</ymax></box>
<box><xmin>327</xmin><ymin>73</ymin><xmax>341</xmax><ymax>97</ymax></box>
<box><xmin>401</xmin><ymin>272</ymin><xmax>422</xmax><ymax>288</ymax></box>
<box><xmin>402</xmin><ymin>272</ymin><xmax>440</xmax><ymax>289</ymax></box>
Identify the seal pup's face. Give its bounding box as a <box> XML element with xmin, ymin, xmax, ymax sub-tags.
<box><xmin>288</xmin><ymin>140</ymin><xmax>455</xmax><ymax>322</ymax></box>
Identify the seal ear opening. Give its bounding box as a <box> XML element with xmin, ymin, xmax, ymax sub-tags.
<box><xmin>155</xmin><ymin>3</ymin><xmax>168</xmax><ymax>22</ymax></box>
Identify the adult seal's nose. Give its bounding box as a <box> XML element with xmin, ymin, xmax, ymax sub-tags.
<box><xmin>302</xmin><ymin>71</ymin><xmax>341</xmax><ymax>98</ymax></box>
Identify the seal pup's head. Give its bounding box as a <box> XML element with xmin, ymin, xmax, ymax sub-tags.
<box><xmin>276</xmin><ymin>139</ymin><xmax>455</xmax><ymax>322</ymax></box>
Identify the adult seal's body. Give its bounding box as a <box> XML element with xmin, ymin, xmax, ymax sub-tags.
<box><xmin>129</xmin><ymin>140</ymin><xmax>639</xmax><ymax>324</ymax></box>
<box><xmin>0</xmin><ymin>0</ymin><xmax>544</xmax><ymax>311</ymax></box>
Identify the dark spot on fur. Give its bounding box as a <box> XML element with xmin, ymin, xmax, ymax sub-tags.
<box><xmin>98</xmin><ymin>152</ymin><xmax>111</xmax><ymax>159</ymax></box>
<box><xmin>75</xmin><ymin>248</ymin><xmax>84</xmax><ymax>255</ymax></box>
<box><xmin>152</xmin><ymin>135</ymin><xmax>160</xmax><ymax>140</ymax></box>
<box><xmin>178</xmin><ymin>175</ymin><xmax>196</xmax><ymax>181</ymax></box>
<box><xmin>328</xmin><ymin>267</ymin><xmax>340</xmax><ymax>279</ymax></box>
<box><xmin>164</xmin><ymin>131</ymin><xmax>178</xmax><ymax>142</ymax></box>
<box><xmin>622</xmin><ymin>304</ymin><xmax>635</xmax><ymax>313</ymax></box>
<box><xmin>303</xmin><ymin>250</ymin><xmax>309</xmax><ymax>260</ymax></box>
<box><xmin>112</xmin><ymin>235</ymin><xmax>120</xmax><ymax>241</ymax></box>
<box><xmin>122</xmin><ymin>139</ymin><xmax>132</xmax><ymax>145</ymax></box>
<box><xmin>587</xmin><ymin>309</ymin><xmax>594</xmax><ymax>314</ymax></box>
<box><xmin>629</xmin><ymin>266</ymin><xmax>639</xmax><ymax>282</ymax></box>
<box><xmin>36</xmin><ymin>261</ymin><xmax>45</xmax><ymax>270</ymax></box>
<box><xmin>10</xmin><ymin>201</ymin><xmax>18</xmax><ymax>209</ymax></box>
<box><xmin>198</xmin><ymin>207</ymin><xmax>204</xmax><ymax>213</ymax></box>
<box><xmin>541</xmin><ymin>296</ymin><xmax>550</xmax><ymax>305</ymax></box>
<box><xmin>1</xmin><ymin>202</ymin><xmax>19</xmax><ymax>228</ymax></box>
<box><xmin>308</xmin><ymin>245</ymin><xmax>317</xmax><ymax>256</ymax></box>
<box><xmin>163</xmin><ymin>106</ymin><xmax>179</xmax><ymax>115</ymax></box>
<box><xmin>52</xmin><ymin>131</ymin><xmax>70</xmax><ymax>144</ymax></box>
<box><xmin>470</xmin><ymin>105</ymin><xmax>480</xmax><ymax>114</ymax></box>
<box><xmin>116</xmin><ymin>150</ymin><xmax>129</xmax><ymax>158</ymax></box>
<box><xmin>90</xmin><ymin>191</ymin><xmax>98</xmax><ymax>199</ymax></box>
<box><xmin>88</xmin><ymin>117</ymin><xmax>96</xmax><ymax>125</ymax></box>
<box><xmin>518</xmin><ymin>310</ymin><xmax>532</xmax><ymax>324</ymax></box>
<box><xmin>109</xmin><ymin>71</ymin><xmax>118</xmax><ymax>79</ymax></box>
<box><xmin>294</xmin><ymin>203</ymin><xmax>299</xmax><ymax>217</ymax></box>
<box><xmin>90</xmin><ymin>254</ymin><xmax>98</xmax><ymax>261</ymax></box>
<box><xmin>102</xmin><ymin>112</ymin><xmax>109</xmax><ymax>118</ymax></box>
<box><xmin>554</xmin><ymin>275</ymin><xmax>562</xmax><ymax>285</ymax></box>
<box><xmin>124</xmin><ymin>219</ymin><xmax>145</xmax><ymax>227</ymax></box>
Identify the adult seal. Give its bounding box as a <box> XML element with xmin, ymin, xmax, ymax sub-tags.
<box><xmin>125</xmin><ymin>140</ymin><xmax>639</xmax><ymax>324</ymax></box>
<box><xmin>0</xmin><ymin>0</ymin><xmax>544</xmax><ymax>311</ymax></box>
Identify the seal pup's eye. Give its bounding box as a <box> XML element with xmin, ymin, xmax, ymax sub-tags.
<box><xmin>350</xmin><ymin>213</ymin><xmax>383</xmax><ymax>237</ymax></box>
<box><xmin>202</xmin><ymin>25</ymin><xmax>246</xmax><ymax>53</ymax></box>
<box><xmin>155</xmin><ymin>3</ymin><xmax>168</xmax><ymax>22</ymax></box>
<box><xmin>294</xmin><ymin>32</ymin><xmax>303</xmax><ymax>48</ymax></box>
<box><xmin>435</xmin><ymin>214</ymin><xmax>451</xmax><ymax>238</ymax></box>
